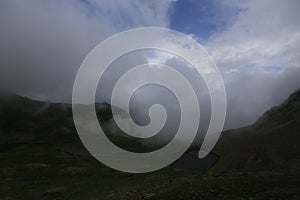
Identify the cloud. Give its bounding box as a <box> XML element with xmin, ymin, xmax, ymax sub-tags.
<box><xmin>0</xmin><ymin>0</ymin><xmax>173</xmax><ymax>102</ymax></box>
<box><xmin>146</xmin><ymin>0</ymin><xmax>300</xmax><ymax>129</ymax></box>
<box><xmin>0</xmin><ymin>0</ymin><xmax>300</xmax><ymax>131</ymax></box>
<box><xmin>223</xmin><ymin>66</ymin><xmax>300</xmax><ymax>128</ymax></box>
<box><xmin>89</xmin><ymin>0</ymin><xmax>174</xmax><ymax>28</ymax></box>
<box><xmin>196</xmin><ymin>0</ymin><xmax>300</xmax><ymax>128</ymax></box>
<box><xmin>208</xmin><ymin>0</ymin><xmax>300</xmax><ymax>71</ymax></box>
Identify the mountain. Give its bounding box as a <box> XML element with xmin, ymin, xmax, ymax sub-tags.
<box><xmin>0</xmin><ymin>90</ymin><xmax>300</xmax><ymax>170</ymax></box>
<box><xmin>213</xmin><ymin>90</ymin><xmax>300</xmax><ymax>170</ymax></box>
<box><xmin>0</xmin><ymin>92</ymin><xmax>300</xmax><ymax>199</ymax></box>
<box><xmin>0</xmin><ymin>95</ymin><xmax>73</xmax><ymax>144</ymax></box>
<box><xmin>0</xmin><ymin>94</ymin><xmax>147</xmax><ymax>154</ymax></box>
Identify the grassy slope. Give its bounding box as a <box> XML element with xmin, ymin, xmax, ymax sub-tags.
<box><xmin>214</xmin><ymin>90</ymin><xmax>300</xmax><ymax>171</ymax></box>
<box><xmin>1</xmin><ymin>143</ymin><xmax>300</xmax><ymax>200</ymax></box>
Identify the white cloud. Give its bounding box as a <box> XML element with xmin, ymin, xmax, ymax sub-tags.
<box><xmin>90</xmin><ymin>0</ymin><xmax>174</xmax><ymax>28</ymax></box>
<box><xmin>204</xmin><ymin>0</ymin><xmax>300</xmax><ymax>128</ymax></box>
<box><xmin>132</xmin><ymin>0</ymin><xmax>300</xmax><ymax>128</ymax></box>
<box><xmin>208</xmin><ymin>0</ymin><xmax>300</xmax><ymax>72</ymax></box>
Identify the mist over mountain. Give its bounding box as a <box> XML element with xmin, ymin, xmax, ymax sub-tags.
<box><xmin>1</xmin><ymin>89</ymin><xmax>299</xmax><ymax>170</ymax></box>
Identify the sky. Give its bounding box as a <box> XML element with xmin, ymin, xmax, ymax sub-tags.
<box><xmin>0</xmin><ymin>0</ymin><xmax>300</xmax><ymax>129</ymax></box>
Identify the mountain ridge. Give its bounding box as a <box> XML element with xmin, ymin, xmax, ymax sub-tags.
<box><xmin>214</xmin><ymin>90</ymin><xmax>300</xmax><ymax>170</ymax></box>
<box><xmin>0</xmin><ymin>90</ymin><xmax>300</xmax><ymax>170</ymax></box>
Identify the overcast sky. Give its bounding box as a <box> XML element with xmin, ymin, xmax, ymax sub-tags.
<box><xmin>0</xmin><ymin>0</ymin><xmax>300</xmax><ymax>129</ymax></box>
